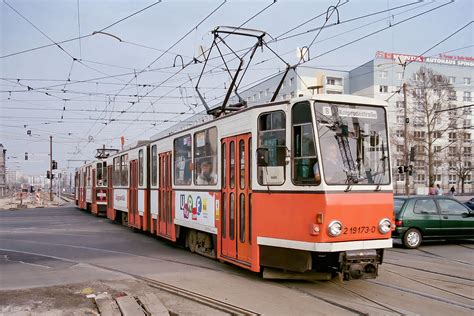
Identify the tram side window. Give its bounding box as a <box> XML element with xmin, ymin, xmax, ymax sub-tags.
<box><xmin>113</xmin><ymin>157</ymin><xmax>120</xmax><ymax>186</ymax></box>
<box><xmin>194</xmin><ymin>127</ymin><xmax>217</xmax><ymax>185</ymax></box>
<box><xmin>121</xmin><ymin>154</ymin><xmax>128</xmax><ymax>186</ymax></box>
<box><xmin>151</xmin><ymin>145</ymin><xmax>157</xmax><ymax>186</ymax></box>
<box><xmin>96</xmin><ymin>162</ymin><xmax>103</xmax><ymax>186</ymax></box>
<box><xmin>257</xmin><ymin>111</ymin><xmax>286</xmax><ymax>185</ymax></box>
<box><xmin>138</xmin><ymin>149</ymin><xmax>144</xmax><ymax>187</ymax></box>
<box><xmin>174</xmin><ymin>134</ymin><xmax>192</xmax><ymax>185</ymax></box>
<box><xmin>292</xmin><ymin>102</ymin><xmax>320</xmax><ymax>185</ymax></box>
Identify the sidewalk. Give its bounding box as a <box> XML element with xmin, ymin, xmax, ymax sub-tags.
<box><xmin>0</xmin><ymin>192</ymin><xmax>63</xmax><ymax>210</ymax></box>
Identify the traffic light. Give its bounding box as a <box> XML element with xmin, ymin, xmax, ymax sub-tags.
<box><xmin>25</xmin><ymin>152</ymin><xmax>28</xmax><ymax>160</ymax></box>
<box><xmin>397</xmin><ymin>166</ymin><xmax>404</xmax><ymax>174</ymax></box>
<box><xmin>47</xmin><ymin>171</ymin><xmax>50</xmax><ymax>179</ymax></box>
<box><xmin>52</xmin><ymin>160</ymin><xmax>58</xmax><ymax>170</ymax></box>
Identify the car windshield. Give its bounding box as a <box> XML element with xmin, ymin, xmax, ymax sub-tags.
<box><xmin>314</xmin><ymin>102</ymin><xmax>390</xmax><ymax>185</ymax></box>
<box><xmin>394</xmin><ymin>199</ymin><xmax>405</xmax><ymax>215</ymax></box>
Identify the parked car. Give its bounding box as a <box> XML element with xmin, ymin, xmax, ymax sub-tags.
<box><xmin>393</xmin><ymin>196</ymin><xmax>474</xmax><ymax>248</ymax></box>
<box><xmin>465</xmin><ymin>198</ymin><xmax>474</xmax><ymax>210</ymax></box>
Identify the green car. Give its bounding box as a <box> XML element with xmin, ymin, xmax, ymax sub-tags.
<box><xmin>393</xmin><ymin>196</ymin><xmax>474</xmax><ymax>248</ymax></box>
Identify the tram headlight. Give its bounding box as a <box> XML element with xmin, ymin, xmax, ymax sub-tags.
<box><xmin>327</xmin><ymin>220</ymin><xmax>343</xmax><ymax>237</ymax></box>
<box><xmin>378</xmin><ymin>218</ymin><xmax>391</xmax><ymax>234</ymax></box>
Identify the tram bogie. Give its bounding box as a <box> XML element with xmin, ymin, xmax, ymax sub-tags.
<box><xmin>75</xmin><ymin>94</ymin><xmax>394</xmax><ymax>280</ymax></box>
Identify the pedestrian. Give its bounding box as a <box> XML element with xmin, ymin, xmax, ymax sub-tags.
<box><xmin>450</xmin><ymin>186</ymin><xmax>456</xmax><ymax>196</ymax></box>
<box><xmin>436</xmin><ymin>184</ymin><xmax>443</xmax><ymax>196</ymax></box>
<box><xmin>428</xmin><ymin>186</ymin><xmax>436</xmax><ymax>195</ymax></box>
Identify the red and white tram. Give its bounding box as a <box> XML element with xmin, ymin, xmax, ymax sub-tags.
<box><xmin>76</xmin><ymin>94</ymin><xmax>394</xmax><ymax>280</ymax></box>
<box><xmin>75</xmin><ymin>159</ymin><xmax>108</xmax><ymax>216</ymax></box>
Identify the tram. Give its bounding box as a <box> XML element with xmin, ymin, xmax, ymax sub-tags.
<box><xmin>76</xmin><ymin>94</ymin><xmax>394</xmax><ymax>280</ymax></box>
<box><xmin>75</xmin><ymin>158</ymin><xmax>108</xmax><ymax>216</ymax></box>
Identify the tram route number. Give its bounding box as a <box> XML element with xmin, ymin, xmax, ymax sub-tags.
<box><xmin>343</xmin><ymin>226</ymin><xmax>376</xmax><ymax>234</ymax></box>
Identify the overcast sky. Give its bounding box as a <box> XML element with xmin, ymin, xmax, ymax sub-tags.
<box><xmin>1</xmin><ymin>0</ymin><xmax>472</xmax><ymax>176</ymax></box>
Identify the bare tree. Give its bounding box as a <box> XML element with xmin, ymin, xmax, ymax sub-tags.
<box><xmin>449</xmin><ymin>133</ymin><xmax>473</xmax><ymax>194</ymax></box>
<box><xmin>407</xmin><ymin>67</ymin><xmax>457</xmax><ymax>187</ymax></box>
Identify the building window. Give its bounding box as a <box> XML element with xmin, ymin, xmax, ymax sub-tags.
<box><xmin>415</xmin><ymin>74</ymin><xmax>420</xmax><ymax>81</ymax></box>
<box><xmin>448</xmin><ymin>132</ymin><xmax>457</xmax><ymax>141</ymax></box>
<box><xmin>414</xmin><ymin>131</ymin><xmax>425</xmax><ymax>138</ymax></box>
<box><xmin>463</xmin><ymin>91</ymin><xmax>471</xmax><ymax>101</ymax></box>
<box><xmin>414</xmin><ymin>117</ymin><xmax>425</xmax><ymax>127</ymax></box>
<box><xmin>464</xmin><ymin>77</ymin><xmax>471</xmax><ymax>85</ymax></box>
<box><xmin>396</xmin><ymin>101</ymin><xmax>404</xmax><ymax>108</ymax></box>
<box><xmin>326</xmin><ymin>77</ymin><xmax>342</xmax><ymax>86</ymax></box>
<box><xmin>397</xmin><ymin>145</ymin><xmax>404</xmax><ymax>152</ymax></box>
<box><xmin>194</xmin><ymin>127</ymin><xmax>218</xmax><ymax>185</ymax></box>
<box><xmin>327</xmin><ymin>90</ymin><xmax>342</xmax><ymax>94</ymax></box>
<box><xmin>464</xmin><ymin>147</ymin><xmax>472</xmax><ymax>156</ymax></box>
<box><xmin>397</xmin><ymin>116</ymin><xmax>404</xmax><ymax>124</ymax></box>
<box><xmin>289</xmin><ymin>77</ymin><xmax>295</xmax><ymax>86</ymax></box>
<box><xmin>396</xmin><ymin>130</ymin><xmax>403</xmax><ymax>137</ymax></box>
<box><xmin>380</xmin><ymin>71</ymin><xmax>388</xmax><ymax>78</ymax></box>
<box><xmin>449</xmin><ymin>174</ymin><xmax>457</xmax><ymax>184</ymax></box>
<box><xmin>433</xmin><ymin>131</ymin><xmax>442</xmax><ymax>138</ymax></box>
<box><xmin>397</xmin><ymin>72</ymin><xmax>403</xmax><ymax>80</ymax></box>
<box><xmin>174</xmin><ymin>134</ymin><xmax>192</xmax><ymax>185</ymax></box>
<box><xmin>435</xmin><ymin>174</ymin><xmax>441</xmax><ymax>181</ymax></box>
<box><xmin>259</xmin><ymin>91</ymin><xmax>264</xmax><ymax>99</ymax></box>
<box><xmin>448</xmin><ymin>76</ymin><xmax>456</xmax><ymax>84</ymax></box>
<box><xmin>290</xmin><ymin>91</ymin><xmax>295</xmax><ymax>98</ymax></box>
<box><xmin>434</xmin><ymin>146</ymin><xmax>441</xmax><ymax>153</ymax></box>
<box><xmin>448</xmin><ymin>91</ymin><xmax>456</xmax><ymax>100</ymax></box>
<box><xmin>265</xmin><ymin>88</ymin><xmax>270</xmax><ymax>96</ymax></box>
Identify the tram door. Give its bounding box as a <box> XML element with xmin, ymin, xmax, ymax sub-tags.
<box><xmin>82</xmin><ymin>172</ymin><xmax>86</xmax><ymax>209</ymax></box>
<box><xmin>158</xmin><ymin>152</ymin><xmax>174</xmax><ymax>239</ymax></box>
<box><xmin>129</xmin><ymin>160</ymin><xmax>139</xmax><ymax>228</ymax></box>
<box><xmin>91</xmin><ymin>169</ymin><xmax>97</xmax><ymax>213</ymax></box>
<box><xmin>221</xmin><ymin>134</ymin><xmax>252</xmax><ymax>263</ymax></box>
<box><xmin>107</xmin><ymin>165</ymin><xmax>113</xmax><ymax>219</ymax></box>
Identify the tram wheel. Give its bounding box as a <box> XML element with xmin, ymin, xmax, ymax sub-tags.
<box><xmin>187</xmin><ymin>230</ymin><xmax>197</xmax><ymax>253</ymax></box>
<box><xmin>403</xmin><ymin>228</ymin><xmax>422</xmax><ymax>249</ymax></box>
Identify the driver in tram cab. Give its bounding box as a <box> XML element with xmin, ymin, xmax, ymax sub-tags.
<box><xmin>196</xmin><ymin>160</ymin><xmax>217</xmax><ymax>185</ymax></box>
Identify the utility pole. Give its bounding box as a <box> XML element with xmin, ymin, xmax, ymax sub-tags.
<box><xmin>50</xmin><ymin>136</ymin><xmax>53</xmax><ymax>201</ymax></box>
<box><xmin>403</xmin><ymin>83</ymin><xmax>410</xmax><ymax>196</ymax></box>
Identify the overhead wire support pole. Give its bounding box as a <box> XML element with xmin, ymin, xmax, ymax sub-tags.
<box><xmin>50</xmin><ymin>135</ymin><xmax>53</xmax><ymax>201</ymax></box>
<box><xmin>403</xmin><ymin>82</ymin><xmax>409</xmax><ymax>197</ymax></box>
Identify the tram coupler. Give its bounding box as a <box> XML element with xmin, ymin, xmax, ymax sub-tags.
<box><xmin>340</xmin><ymin>249</ymin><xmax>382</xmax><ymax>280</ymax></box>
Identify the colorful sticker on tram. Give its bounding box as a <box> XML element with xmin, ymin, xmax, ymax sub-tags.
<box><xmin>176</xmin><ymin>191</ymin><xmax>215</xmax><ymax>228</ymax></box>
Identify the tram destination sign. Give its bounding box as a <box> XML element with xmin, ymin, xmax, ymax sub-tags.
<box><xmin>322</xmin><ymin>106</ymin><xmax>378</xmax><ymax>119</ymax></box>
<box><xmin>376</xmin><ymin>51</ymin><xmax>474</xmax><ymax>67</ymax></box>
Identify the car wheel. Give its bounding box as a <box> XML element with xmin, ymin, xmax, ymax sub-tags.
<box><xmin>403</xmin><ymin>228</ymin><xmax>422</xmax><ymax>249</ymax></box>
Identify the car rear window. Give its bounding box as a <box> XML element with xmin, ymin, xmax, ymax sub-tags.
<box><xmin>394</xmin><ymin>199</ymin><xmax>405</xmax><ymax>215</ymax></box>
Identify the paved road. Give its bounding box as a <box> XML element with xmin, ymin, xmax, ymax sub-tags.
<box><xmin>1</xmin><ymin>206</ymin><xmax>473</xmax><ymax>315</ymax></box>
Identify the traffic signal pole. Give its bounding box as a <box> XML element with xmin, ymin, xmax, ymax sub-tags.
<box><xmin>50</xmin><ymin>135</ymin><xmax>53</xmax><ymax>201</ymax></box>
<box><xmin>403</xmin><ymin>83</ymin><xmax>409</xmax><ymax>196</ymax></box>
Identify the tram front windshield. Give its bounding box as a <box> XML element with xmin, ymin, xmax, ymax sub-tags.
<box><xmin>314</xmin><ymin>102</ymin><xmax>390</xmax><ymax>185</ymax></box>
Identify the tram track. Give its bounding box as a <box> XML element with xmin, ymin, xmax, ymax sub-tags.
<box><xmin>384</xmin><ymin>261</ymin><xmax>474</xmax><ymax>282</ymax></box>
<box><xmin>0</xmin><ymin>248</ymin><xmax>259</xmax><ymax>315</ymax></box>
<box><xmin>367</xmin><ymin>279</ymin><xmax>474</xmax><ymax>311</ymax></box>
<box><xmin>388</xmin><ymin>248</ymin><xmax>471</xmax><ymax>266</ymax></box>
<box><xmin>383</xmin><ymin>268</ymin><xmax>474</xmax><ymax>301</ymax></box>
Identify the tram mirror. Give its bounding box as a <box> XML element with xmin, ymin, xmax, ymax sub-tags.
<box><xmin>256</xmin><ymin>148</ymin><xmax>269</xmax><ymax>166</ymax></box>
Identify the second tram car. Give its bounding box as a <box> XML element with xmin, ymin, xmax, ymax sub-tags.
<box><xmin>76</xmin><ymin>94</ymin><xmax>394</xmax><ymax>280</ymax></box>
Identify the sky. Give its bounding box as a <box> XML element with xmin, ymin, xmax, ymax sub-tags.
<box><xmin>0</xmin><ymin>0</ymin><xmax>473</xmax><ymax>176</ymax></box>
